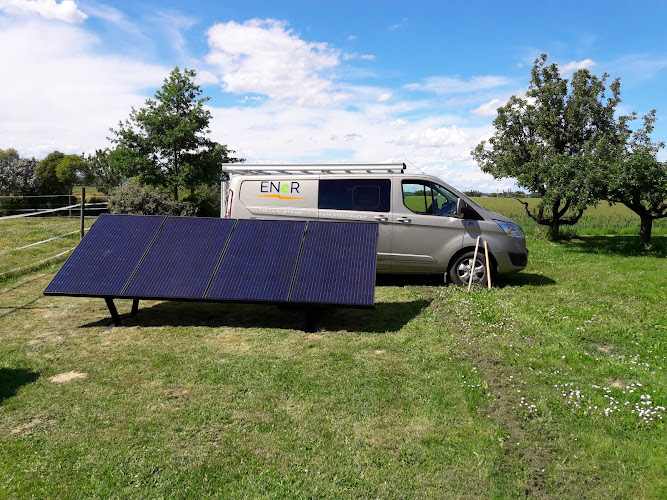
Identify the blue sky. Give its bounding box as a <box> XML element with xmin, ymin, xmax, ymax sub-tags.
<box><xmin>1</xmin><ymin>0</ymin><xmax>666</xmax><ymax>191</ymax></box>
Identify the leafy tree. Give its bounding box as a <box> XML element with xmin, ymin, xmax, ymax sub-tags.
<box><xmin>85</xmin><ymin>148</ymin><xmax>122</xmax><ymax>195</ymax></box>
<box><xmin>0</xmin><ymin>156</ymin><xmax>40</xmax><ymax>196</ymax></box>
<box><xmin>35</xmin><ymin>151</ymin><xmax>87</xmax><ymax>195</ymax></box>
<box><xmin>605</xmin><ymin>110</ymin><xmax>667</xmax><ymax>245</ymax></box>
<box><xmin>0</xmin><ymin>148</ymin><xmax>20</xmax><ymax>165</ymax></box>
<box><xmin>35</xmin><ymin>151</ymin><xmax>65</xmax><ymax>193</ymax></box>
<box><xmin>57</xmin><ymin>155</ymin><xmax>87</xmax><ymax>193</ymax></box>
<box><xmin>472</xmin><ymin>54</ymin><xmax>628</xmax><ymax>239</ymax></box>
<box><xmin>110</xmin><ymin>67</ymin><xmax>239</xmax><ymax>201</ymax></box>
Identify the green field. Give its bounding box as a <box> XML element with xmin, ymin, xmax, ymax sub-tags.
<box><xmin>0</xmin><ymin>211</ymin><xmax>665</xmax><ymax>498</ymax></box>
<box><xmin>472</xmin><ymin>197</ymin><xmax>667</xmax><ymax>238</ymax></box>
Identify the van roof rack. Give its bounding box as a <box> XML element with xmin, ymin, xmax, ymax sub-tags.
<box><xmin>221</xmin><ymin>163</ymin><xmax>406</xmax><ymax>175</ymax></box>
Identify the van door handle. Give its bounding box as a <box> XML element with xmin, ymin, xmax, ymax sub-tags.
<box><xmin>373</xmin><ymin>215</ymin><xmax>388</xmax><ymax>222</ymax></box>
<box><xmin>397</xmin><ymin>216</ymin><xmax>411</xmax><ymax>223</ymax></box>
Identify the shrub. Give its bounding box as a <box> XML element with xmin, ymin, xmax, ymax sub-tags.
<box><xmin>182</xmin><ymin>185</ymin><xmax>221</xmax><ymax>217</ymax></box>
<box><xmin>109</xmin><ymin>182</ymin><xmax>196</xmax><ymax>216</ymax></box>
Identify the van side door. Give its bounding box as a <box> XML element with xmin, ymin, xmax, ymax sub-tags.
<box><xmin>391</xmin><ymin>180</ymin><xmax>464</xmax><ymax>272</ymax></box>
<box><xmin>318</xmin><ymin>178</ymin><xmax>392</xmax><ymax>272</ymax></box>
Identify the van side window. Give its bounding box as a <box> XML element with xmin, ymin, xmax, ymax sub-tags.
<box><xmin>402</xmin><ymin>181</ymin><xmax>457</xmax><ymax>216</ymax></box>
<box><xmin>319</xmin><ymin>179</ymin><xmax>390</xmax><ymax>212</ymax></box>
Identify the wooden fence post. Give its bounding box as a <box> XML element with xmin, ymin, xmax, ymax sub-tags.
<box><xmin>80</xmin><ymin>187</ymin><xmax>85</xmax><ymax>240</ymax></box>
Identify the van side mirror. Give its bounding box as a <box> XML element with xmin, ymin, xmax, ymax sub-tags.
<box><xmin>456</xmin><ymin>198</ymin><xmax>468</xmax><ymax>218</ymax></box>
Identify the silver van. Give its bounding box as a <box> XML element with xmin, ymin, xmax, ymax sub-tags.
<box><xmin>221</xmin><ymin>163</ymin><xmax>528</xmax><ymax>285</ymax></box>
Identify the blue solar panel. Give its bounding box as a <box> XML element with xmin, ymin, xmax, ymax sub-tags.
<box><xmin>122</xmin><ymin>217</ymin><xmax>235</xmax><ymax>299</ymax></box>
<box><xmin>206</xmin><ymin>219</ymin><xmax>306</xmax><ymax>301</ymax></box>
<box><xmin>44</xmin><ymin>214</ymin><xmax>165</xmax><ymax>296</ymax></box>
<box><xmin>289</xmin><ymin>221</ymin><xmax>378</xmax><ymax>306</ymax></box>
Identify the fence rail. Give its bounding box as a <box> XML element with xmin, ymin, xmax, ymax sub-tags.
<box><xmin>0</xmin><ymin>202</ymin><xmax>108</xmax><ymax>220</ymax></box>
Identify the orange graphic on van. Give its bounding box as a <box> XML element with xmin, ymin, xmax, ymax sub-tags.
<box><xmin>256</xmin><ymin>181</ymin><xmax>307</xmax><ymax>200</ymax></box>
<box><xmin>256</xmin><ymin>194</ymin><xmax>306</xmax><ymax>200</ymax></box>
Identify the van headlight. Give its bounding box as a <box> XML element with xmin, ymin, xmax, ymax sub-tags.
<box><xmin>494</xmin><ymin>220</ymin><xmax>524</xmax><ymax>239</ymax></box>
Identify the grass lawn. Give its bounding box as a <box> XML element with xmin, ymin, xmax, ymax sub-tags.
<box><xmin>0</xmin><ymin>214</ymin><xmax>665</xmax><ymax>498</ymax></box>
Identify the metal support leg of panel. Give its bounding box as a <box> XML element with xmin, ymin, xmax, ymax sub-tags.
<box><xmin>105</xmin><ymin>298</ymin><xmax>122</xmax><ymax>327</ymax></box>
<box><xmin>304</xmin><ymin>308</ymin><xmax>320</xmax><ymax>333</ymax></box>
<box><xmin>131</xmin><ymin>299</ymin><xmax>139</xmax><ymax>317</ymax></box>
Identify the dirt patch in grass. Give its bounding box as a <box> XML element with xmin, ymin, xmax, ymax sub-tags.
<box><xmin>27</xmin><ymin>334</ymin><xmax>64</xmax><ymax>346</ymax></box>
<box><xmin>304</xmin><ymin>333</ymin><xmax>324</xmax><ymax>341</ymax></box>
<box><xmin>608</xmin><ymin>379</ymin><xmax>625</xmax><ymax>389</ymax></box>
<box><xmin>49</xmin><ymin>371</ymin><xmax>87</xmax><ymax>384</ymax></box>
<box><xmin>10</xmin><ymin>418</ymin><xmax>42</xmax><ymax>436</ymax></box>
<box><xmin>594</xmin><ymin>344</ymin><xmax>612</xmax><ymax>354</ymax></box>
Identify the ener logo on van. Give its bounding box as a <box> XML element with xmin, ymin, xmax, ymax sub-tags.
<box><xmin>256</xmin><ymin>181</ymin><xmax>306</xmax><ymax>200</ymax></box>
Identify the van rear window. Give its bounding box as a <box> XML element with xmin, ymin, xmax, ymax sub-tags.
<box><xmin>319</xmin><ymin>179</ymin><xmax>390</xmax><ymax>212</ymax></box>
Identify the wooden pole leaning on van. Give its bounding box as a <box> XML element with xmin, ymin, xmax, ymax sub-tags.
<box><xmin>467</xmin><ymin>236</ymin><xmax>481</xmax><ymax>291</ymax></box>
<box><xmin>483</xmin><ymin>240</ymin><xmax>492</xmax><ymax>289</ymax></box>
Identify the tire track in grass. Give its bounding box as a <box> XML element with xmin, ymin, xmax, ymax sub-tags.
<box><xmin>428</xmin><ymin>285</ymin><xmax>556</xmax><ymax>498</ymax></box>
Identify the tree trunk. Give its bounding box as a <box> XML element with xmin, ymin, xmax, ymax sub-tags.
<box><xmin>547</xmin><ymin>224</ymin><xmax>560</xmax><ymax>240</ymax></box>
<box><xmin>639</xmin><ymin>216</ymin><xmax>653</xmax><ymax>246</ymax></box>
<box><xmin>173</xmin><ymin>185</ymin><xmax>178</xmax><ymax>201</ymax></box>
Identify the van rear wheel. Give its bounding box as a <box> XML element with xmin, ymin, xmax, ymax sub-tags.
<box><xmin>449</xmin><ymin>251</ymin><xmax>487</xmax><ymax>286</ymax></box>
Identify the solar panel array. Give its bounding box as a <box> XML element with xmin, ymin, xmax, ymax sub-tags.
<box><xmin>45</xmin><ymin>214</ymin><xmax>378</xmax><ymax>307</ymax></box>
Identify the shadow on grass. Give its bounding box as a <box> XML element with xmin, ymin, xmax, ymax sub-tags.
<box><xmin>81</xmin><ymin>299</ymin><xmax>431</xmax><ymax>333</ymax></box>
<box><xmin>376</xmin><ymin>272</ymin><xmax>556</xmax><ymax>288</ymax></box>
<box><xmin>494</xmin><ymin>272</ymin><xmax>556</xmax><ymax>287</ymax></box>
<box><xmin>376</xmin><ymin>275</ymin><xmax>445</xmax><ymax>287</ymax></box>
<box><xmin>559</xmin><ymin>235</ymin><xmax>667</xmax><ymax>258</ymax></box>
<box><xmin>0</xmin><ymin>368</ymin><xmax>39</xmax><ymax>404</ymax></box>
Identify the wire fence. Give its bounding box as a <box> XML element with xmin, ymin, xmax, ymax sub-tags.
<box><xmin>0</xmin><ymin>193</ymin><xmax>109</xmax><ymax>217</ymax></box>
<box><xmin>0</xmin><ymin>194</ymin><xmax>107</xmax><ymax>280</ymax></box>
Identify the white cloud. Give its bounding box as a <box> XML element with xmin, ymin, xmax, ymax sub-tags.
<box><xmin>0</xmin><ymin>18</ymin><xmax>168</xmax><ymax>157</ymax></box>
<box><xmin>0</xmin><ymin>0</ymin><xmax>87</xmax><ymax>23</ymax></box>
<box><xmin>391</xmin><ymin>125</ymin><xmax>470</xmax><ymax>148</ymax></box>
<box><xmin>559</xmin><ymin>58</ymin><xmax>596</xmax><ymax>74</ymax></box>
<box><xmin>152</xmin><ymin>10</ymin><xmax>198</xmax><ymax>57</ymax></box>
<box><xmin>343</xmin><ymin>52</ymin><xmax>375</xmax><ymax>61</ymax></box>
<box><xmin>608</xmin><ymin>55</ymin><xmax>667</xmax><ymax>82</ymax></box>
<box><xmin>405</xmin><ymin>75</ymin><xmax>511</xmax><ymax>94</ymax></box>
<box><xmin>378</xmin><ymin>92</ymin><xmax>392</xmax><ymax>102</ymax></box>
<box><xmin>205</xmin><ymin>95</ymin><xmax>505</xmax><ymax>190</ymax></box>
<box><xmin>205</xmin><ymin>19</ymin><xmax>344</xmax><ymax>105</ymax></box>
<box><xmin>195</xmin><ymin>70</ymin><xmax>220</xmax><ymax>86</ymax></box>
<box><xmin>346</xmin><ymin>35</ymin><xmax>357</xmax><ymax>40</ymax></box>
<box><xmin>471</xmin><ymin>98</ymin><xmax>505</xmax><ymax>117</ymax></box>
<box><xmin>390</xmin><ymin>119</ymin><xmax>408</xmax><ymax>126</ymax></box>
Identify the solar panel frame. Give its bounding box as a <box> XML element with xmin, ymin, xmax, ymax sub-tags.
<box><xmin>121</xmin><ymin>217</ymin><xmax>236</xmax><ymax>300</ymax></box>
<box><xmin>288</xmin><ymin>221</ymin><xmax>378</xmax><ymax>307</ymax></box>
<box><xmin>44</xmin><ymin>215</ymin><xmax>378</xmax><ymax>327</ymax></box>
<box><xmin>43</xmin><ymin>214</ymin><xmax>166</xmax><ymax>297</ymax></box>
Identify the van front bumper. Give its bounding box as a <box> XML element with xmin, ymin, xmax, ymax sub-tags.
<box><xmin>495</xmin><ymin>248</ymin><xmax>529</xmax><ymax>274</ymax></box>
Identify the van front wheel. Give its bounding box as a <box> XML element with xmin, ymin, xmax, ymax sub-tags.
<box><xmin>449</xmin><ymin>251</ymin><xmax>487</xmax><ymax>286</ymax></box>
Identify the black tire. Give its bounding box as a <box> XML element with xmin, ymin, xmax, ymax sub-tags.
<box><xmin>449</xmin><ymin>251</ymin><xmax>488</xmax><ymax>286</ymax></box>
